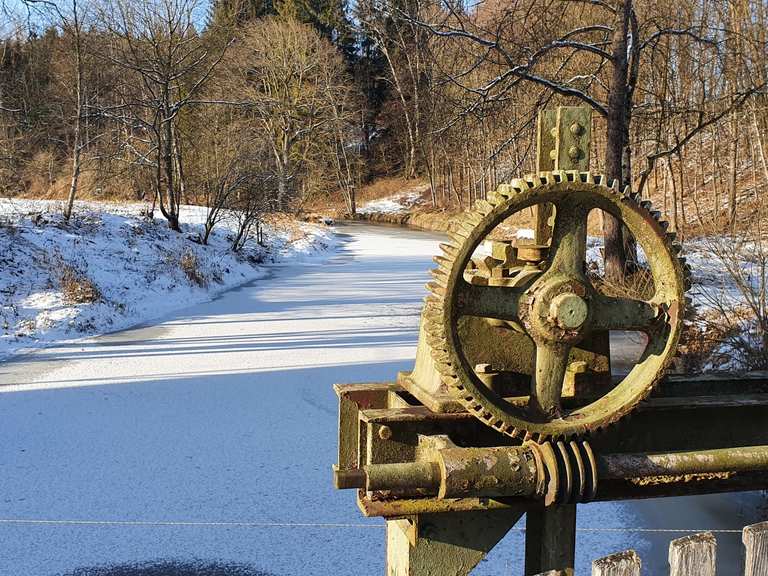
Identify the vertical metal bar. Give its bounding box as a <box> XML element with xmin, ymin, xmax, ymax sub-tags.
<box><xmin>555</xmin><ymin>107</ymin><xmax>592</xmax><ymax>173</ymax></box>
<box><xmin>524</xmin><ymin>505</ymin><xmax>577</xmax><ymax>576</ymax></box>
<box><xmin>534</xmin><ymin>110</ymin><xmax>557</xmax><ymax>245</ymax></box>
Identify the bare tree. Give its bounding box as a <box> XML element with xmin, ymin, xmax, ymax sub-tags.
<box><xmin>219</xmin><ymin>16</ymin><xmax>357</xmax><ymax>210</ymax></box>
<box><xmin>99</xmin><ymin>0</ymin><xmax>229</xmax><ymax>230</ymax></box>
<box><xmin>398</xmin><ymin>0</ymin><xmax>762</xmax><ymax>278</ymax></box>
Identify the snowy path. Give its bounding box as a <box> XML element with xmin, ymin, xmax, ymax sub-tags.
<box><xmin>0</xmin><ymin>223</ymin><xmax>763</xmax><ymax>576</ymax></box>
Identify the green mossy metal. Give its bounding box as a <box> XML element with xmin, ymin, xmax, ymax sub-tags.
<box><xmin>424</xmin><ymin>171</ymin><xmax>689</xmax><ymax>441</ymax></box>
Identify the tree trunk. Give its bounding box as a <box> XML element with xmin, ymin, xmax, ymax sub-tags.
<box><xmin>64</xmin><ymin>1</ymin><xmax>83</xmax><ymax>223</ymax></box>
<box><xmin>163</xmin><ymin>104</ymin><xmax>180</xmax><ymax>231</ymax></box>
<box><xmin>603</xmin><ymin>0</ymin><xmax>632</xmax><ymax>282</ymax></box>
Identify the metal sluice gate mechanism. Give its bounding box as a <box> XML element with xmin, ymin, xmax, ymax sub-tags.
<box><xmin>332</xmin><ymin>107</ymin><xmax>768</xmax><ymax>576</ymax></box>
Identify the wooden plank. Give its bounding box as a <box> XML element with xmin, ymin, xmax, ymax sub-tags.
<box><xmin>592</xmin><ymin>550</ymin><xmax>641</xmax><ymax>576</ymax></box>
<box><xmin>743</xmin><ymin>521</ymin><xmax>768</xmax><ymax>576</ymax></box>
<box><xmin>668</xmin><ymin>532</ymin><xmax>716</xmax><ymax>576</ymax></box>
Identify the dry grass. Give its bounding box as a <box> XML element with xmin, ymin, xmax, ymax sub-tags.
<box><xmin>180</xmin><ymin>250</ymin><xmax>207</xmax><ymax>287</ymax></box>
<box><xmin>58</xmin><ymin>266</ymin><xmax>101</xmax><ymax>304</ymax></box>
<box><xmin>590</xmin><ymin>267</ymin><xmax>656</xmax><ymax>301</ymax></box>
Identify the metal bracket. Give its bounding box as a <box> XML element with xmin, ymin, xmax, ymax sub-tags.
<box><xmin>393</xmin><ymin>516</ymin><xmax>419</xmax><ymax>546</ymax></box>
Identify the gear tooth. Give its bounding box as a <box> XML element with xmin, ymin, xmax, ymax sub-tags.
<box><xmin>671</xmin><ymin>242</ymin><xmax>683</xmax><ymax>255</ymax></box>
<box><xmin>525</xmin><ymin>174</ymin><xmax>538</xmax><ymax>188</ymax></box>
<box><xmin>666</xmin><ymin>231</ymin><xmax>677</xmax><ymax>242</ymax></box>
<box><xmin>433</xmin><ymin>255</ymin><xmax>451</xmax><ymax>268</ymax></box>
<box><xmin>657</xmin><ymin>219</ymin><xmax>670</xmax><ymax>231</ymax></box>
<box><xmin>449</xmin><ymin>230</ymin><xmax>467</xmax><ymax>244</ymax></box>
<box><xmin>430</xmin><ymin>348</ymin><xmax>449</xmax><ymax>363</ymax></box>
<box><xmin>630</xmin><ymin>191</ymin><xmax>641</xmax><ymax>203</ymax></box>
<box><xmin>555</xmin><ymin>170</ymin><xmax>568</xmax><ymax>183</ymax></box>
<box><xmin>511</xmin><ymin>177</ymin><xmax>528</xmax><ymax>192</ymax></box>
<box><xmin>579</xmin><ymin>171</ymin><xmax>590</xmax><ymax>183</ymax></box>
<box><xmin>426</xmin><ymin>282</ymin><xmax>446</xmax><ymax>297</ymax></box>
<box><xmin>622</xmin><ymin>185</ymin><xmax>632</xmax><ymax>198</ymax></box>
<box><xmin>430</xmin><ymin>270</ymin><xmax>447</xmax><ymax>285</ymax></box>
<box><xmin>610</xmin><ymin>179</ymin><xmax>620</xmax><ymax>192</ymax></box>
<box><xmin>650</xmin><ymin>210</ymin><xmax>662</xmax><ymax>220</ymax></box>
<box><xmin>458</xmin><ymin>222</ymin><xmax>477</xmax><ymax>237</ymax></box>
<box><xmin>440</xmin><ymin>242</ymin><xmax>458</xmax><ymax>257</ymax></box>
<box><xmin>465</xmin><ymin>211</ymin><xmax>483</xmax><ymax>225</ymax></box>
<box><xmin>594</xmin><ymin>174</ymin><xmax>606</xmax><ymax>186</ymax></box>
<box><xmin>475</xmin><ymin>200</ymin><xmax>495</xmax><ymax>215</ymax></box>
<box><xmin>640</xmin><ymin>199</ymin><xmax>653</xmax><ymax>210</ymax></box>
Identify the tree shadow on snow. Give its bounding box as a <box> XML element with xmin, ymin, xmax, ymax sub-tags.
<box><xmin>61</xmin><ymin>560</ymin><xmax>277</xmax><ymax>576</ymax></box>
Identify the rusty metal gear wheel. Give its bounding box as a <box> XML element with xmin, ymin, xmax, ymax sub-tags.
<box><xmin>424</xmin><ymin>171</ymin><xmax>691</xmax><ymax>442</ymax></box>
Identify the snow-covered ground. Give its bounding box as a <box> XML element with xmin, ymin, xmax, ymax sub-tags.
<box><xmin>0</xmin><ymin>223</ymin><xmax>763</xmax><ymax>575</ymax></box>
<box><xmin>0</xmin><ymin>199</ymin><xmax>334</xmax><ymax>360</ymax></box>
<box><xmin>357</xmin><ymin>188</ymin><xmax>426</xmax><ymax>214</ymax></box>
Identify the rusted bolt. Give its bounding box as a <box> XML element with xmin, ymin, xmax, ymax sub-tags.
<box><xmin>570</xmin><ymin>122</ymin><xmax>584</xmax><ymax>136</ymax></box>
<box><xmin>550</xmin><ymin>127</ymin><xmax>557</xmax><ymax>138</ymax></box>
<box><xmin>378</xmin><ymin>426</ymin><xmax>393</xmax><ymax>440</ymax></box>
<box><xmin>549</xmin><ymin>149</ymin><xmax>557</xmax><ymax>160</ymax></box>
<box><xmin>568</xmin><ymin>146</ymin><xmax>582</xmax><ymax>160</ymax></box>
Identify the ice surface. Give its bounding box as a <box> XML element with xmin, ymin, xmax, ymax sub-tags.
<box><xmin>0</xmin><ymin>223</ymin><xmax>763</xmax><ymax>575</ymax></box>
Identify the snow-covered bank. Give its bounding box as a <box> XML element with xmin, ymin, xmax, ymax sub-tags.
<box><xmin>0</xmin><ymin>199</ymin><xmax>336</xmax><ymax>360</ymax></box>
<box><xmin>357</xmin><ymin>187</ymin><xmax>427</xmax><ymax>214</ymax></box>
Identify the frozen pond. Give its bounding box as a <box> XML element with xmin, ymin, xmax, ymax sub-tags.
<box><xmin>0</xmin><ymin>223</ymin><xmax>764</xmax><ymax>575</ymax></box>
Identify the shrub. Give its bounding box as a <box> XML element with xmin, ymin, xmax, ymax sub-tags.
<box><xmin>180</xmin><ymin>249</ymin><xmax>207</xmax><ymax>287</ymax></box>
<box><xmin>59</xmin><ymin>266</ymin><xmax>101</xmax><ymax>304</ymax></box>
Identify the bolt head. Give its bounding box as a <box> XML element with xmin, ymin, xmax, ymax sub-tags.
<box><xmin>570</xmin><ymin>122</ymin><xmax>585</xmax><ymax>136</ymax></box>
<box><xmin>378</xmin><ymin>426</ymin><xmax>392</xmax><ymax>440</ymax></box>
<box><xmin>568</xmin><ymin>146</ymin><xmax>582</xmax><ymax>160</ymax></box>
<box><xmin>549</xmin><ymin>293</ymin><xmax>588</xmax><ymax>329</ymax></box>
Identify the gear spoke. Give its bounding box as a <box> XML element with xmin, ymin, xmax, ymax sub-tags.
<box><xmin>590</xmin><ymin>293</ymin><xmax>660</xmax><ymax>331</ymax></box>
<box><xmin>530</xmin><ymin>342</ymin><xmax>572</xmax><ymax>419</ymax></box>
<box><xmin>455</xmin><ymin>282</ymin><xmax>524</xmax><ymax>321</ymax></box>
<box><xmin>548</xmin><ymin>200</ymin><xmax>588</xmax><ymax>278</ymax></box>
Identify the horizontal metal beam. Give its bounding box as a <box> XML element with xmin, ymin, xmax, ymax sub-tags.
<box><xmin>599</xmin><ymin>445</ymin><xmax>768</xmax><ymax>479</ymax></box>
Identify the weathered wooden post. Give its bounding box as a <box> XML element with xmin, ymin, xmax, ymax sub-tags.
<box><xmin>744</xmin><ymin>522</ymin><xmax>768</xmax><ymax>576</ymax></box>
<box><xmin>592</xmin><ymin>550</ymin><xmax>641</xmax><ymax>576</ymax></box>
<box><xmin>668</xmin><ymin>532</ymin><xmax>716</xmax><ymax>576</ymax></box>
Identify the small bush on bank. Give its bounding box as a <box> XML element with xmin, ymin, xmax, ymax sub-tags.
<box><xmin>180</xmin><ymin>249</ymin><xmax>207</xmax><ymax>287</ymax></box>
<box><xmin>59</xmin><ymin>265</ymin><xmax>101</xmax><ymax>304</ymax></box>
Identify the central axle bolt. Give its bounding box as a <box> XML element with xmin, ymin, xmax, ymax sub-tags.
<box><xmin>549</xmin><ymin>293</ymin><xmax>588</xmax><ymax>329</ymax></box>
